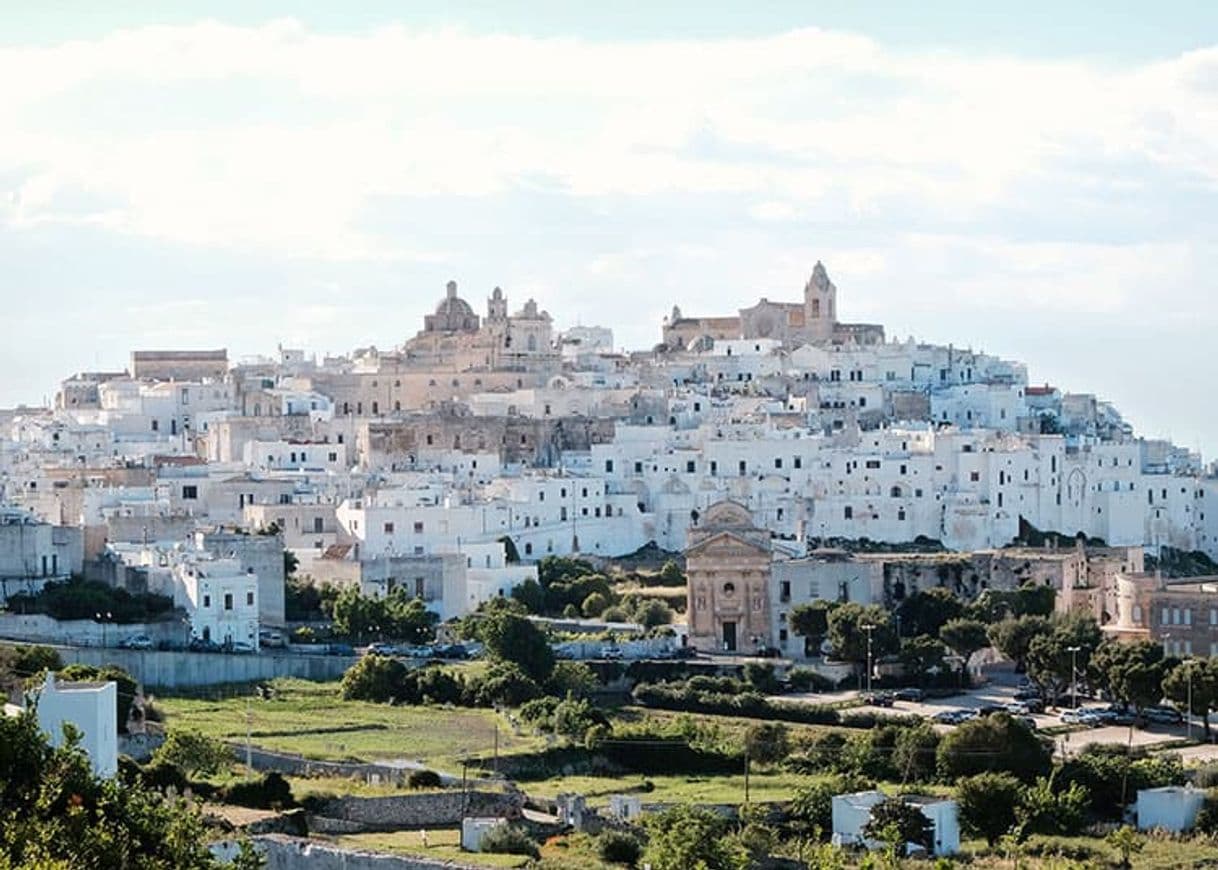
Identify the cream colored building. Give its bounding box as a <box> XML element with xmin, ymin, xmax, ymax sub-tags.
<box><xmin>685</xmin><ymin>500</ymin><xmax>773</xmax><ymax>653</ymax></box>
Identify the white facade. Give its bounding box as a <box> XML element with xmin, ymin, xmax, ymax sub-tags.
<box><xmin>1136</xmin><ymin>786</ymin><xmax>1206</xmax><ymax>832</ymax></box>
<box><xmin>831</xmin><ymin>790</ymin><xmax>959</xmax><ymax>857</ymax></box>
<box><xmin>175</xmin><ymin>555</ymin><xmax>260</xmax><ymax>649</ymax></box>
<box><xmin>33</xmin><ymin>672</ymin><xmax>118</xmax><ymax>778</ymax></box>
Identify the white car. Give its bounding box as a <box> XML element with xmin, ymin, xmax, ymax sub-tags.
<box><xmin>119</xmin><ymin>635</ymin><xmax>154</xmax><ymax>650</ymax></box>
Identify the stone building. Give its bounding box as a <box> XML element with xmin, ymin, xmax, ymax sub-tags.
<box><xmin>662</xmin><ymin>262</ymin><xmax>884</xmax><ymax>350</ymax></box>
<box><xmin>130</xmin><ymin>349</ymin><xmax>228</xmax><ymax>382</ymax></box>
<box><xmin>685</xmin><ymin>500</ymin><xmax>773</xmax><ymax>653</ymax></box>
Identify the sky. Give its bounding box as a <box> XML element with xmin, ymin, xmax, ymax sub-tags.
<box><xmin>2</xmin><ymin>3</ymin><xmax>1217</xmax><ymax>456</ymax></box>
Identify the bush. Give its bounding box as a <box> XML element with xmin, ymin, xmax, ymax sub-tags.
<box><xmin>936</xmin><ymin>713</ymin><xmax>1052</xmax><ymax>782</ymax></box>
<box><xmin>407</xmin><ymin>769</ymin><xmax>442</xmax><ymax>789</ymax></box>
<box><xmin>480</xmin><ymin>823</ymin><xmax>539</xmax><ymax>859</ymax></box>
<box><xmin>153</xmin><ymin>729</ymin><xmax>232</xmax><ymax>778</ymax></box>
<box><xmin>141</xmin><ymin>760</ymin><xmax>188</xmax><ymax>793</ymax></box>
<box><xmin>1195</xmin><ymin>792</ymin><xmax>1218</xmax><ymax>835</ymax></box>
<box><xmin>787</xmin><ymin>667</ymin><xmax>837</xmax><ymax>693</ymax></box>
<box><xmin>598</xmin><ymin>830</ymin><xmax>642</xmax><ymax>866</ymax></box>
<box><xmin>222</xmin><ymin>772</ymin><xmax>294</xmax><ymax>809</ymax></box>
<box><xmin>467</xmin><ymin>661</ymin><xmax>543</xmax><ymax>707</ymax></box>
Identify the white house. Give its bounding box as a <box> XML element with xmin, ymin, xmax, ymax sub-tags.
<box><xmin>831</xmin><ymin>790</ymin><xmax>959</xmax><ymax>857</ymax></box>
<box><xmin>32</xmin><ymin>672</ymin><xmax>118</xmax><ymax>778</ymax></box>
<box><xmin>174</xmin><ymin>554</ymin><xmax>260</xmax><ymax>649</ymax></box>
<box><xmin>1137</xmin><ymin>786</ymin><xmax>1206</xmax><ymax>833</ymax></box>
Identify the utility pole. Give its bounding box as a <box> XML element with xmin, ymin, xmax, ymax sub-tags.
<box><xmin>744</xmin><ymin>743</ymin><xmax>750</xmax><ymax>805</ymax></box>
<box><xmin>494</xmin><ymin>723</ymin><xmax>499</xmax><ymax>775</ymax></box>
<box><xmin>1067</xmin><ymin>645</ymin><xmax>1081</xmax><ymax>710</ymax></box>
<box><xmin>245</xmin><ymin>698</ymin><xmax>253</xmax><ymax>768</ymax></box>
<box><xmin>862</xmin><ymin>624</ymin><xmax>875</xmax><ymax>695</ymax></box>
<box><xmin>1186</xmin><ymin>657</ymin><xmax>1194</xmax><ymax>740</ymax></box>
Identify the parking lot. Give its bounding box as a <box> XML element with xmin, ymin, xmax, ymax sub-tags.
<box><xmin>782</xmin><ymin>683</ymin><xmax>1216</xmax><ymax>756</ymax></box>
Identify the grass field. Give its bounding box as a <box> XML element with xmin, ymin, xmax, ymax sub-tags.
<box><xmin>525</xmin><ymin>769</ymin><xmax>813</xmax><ymax>806</ymax></box>
<box><xmin>328</xmin><ymin>830</ymin><xmax>530</xmax><ymax>868</ymax></box>
<box><xmin>157</xmin><ymin>678</ymin><xmax>545</xmax><ymax>771</ymax></box>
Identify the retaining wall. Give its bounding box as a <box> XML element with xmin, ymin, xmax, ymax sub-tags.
<box><xmin>0</xmin><ymin>642</ymin><xmax>356</xmax><ymax>688</ymax></box>
<box><xmin>215</xmin><ymin>836</ymin><xmax>477</xmax><ymax>870</ymax></box>
<box><xmin>313</xmin><ymin>791</ymin><xmax>524</xmax><ymax>831</ymax></box>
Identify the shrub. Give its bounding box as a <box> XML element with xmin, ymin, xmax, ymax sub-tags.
<box><xmin>787</xmin><ymin>667</ymin><xmax>837</xmax><ymax>693</ymax></box>
<box><xmin>222</xmin><ymin>772</ymin><xmax>294</xmax><ymax>809</ymax></box>
<box><xmin>153</xmin><ymin>729</ymin><xmax>232</xmax><ymax>778</ymax></box>
<box><xmin>407</xmin><ymin>769</ymin><xmax>442</xmax><ymax>789</ymax></box>
<box><xmin>1194</xmin><ymin>792</ymin><xmax>1218</xmax><ymax>835</ymax></box>
<box><xmin>598</xmin><ymin>830</ymin><xmax>642</xmax><ymax>866</ymax></box>
<box><xmin>141</xmin><ymin>760</ymin><xmax>188</xmax><ymax>793</ymax></box>
<box><xmin>467</xmin><ymin>661</ymin><xmax>542</xmax><ymax>707</ymax></box>
<box><xmin>340</xmin><ymin>654</ymin><xmax>409</xmax><ymax>702</ymax></box>
<box><xmin>480</xmin><ymin>823</ymin><xmax>539</xmax><ymax>859</ymax></box>
<box><xmin>936</xmin><ymin>713</ymin><xmax>1052</xmax><ymax>782</ymax></box>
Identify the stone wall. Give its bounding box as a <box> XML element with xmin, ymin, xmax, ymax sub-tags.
<box><xmin>19</xmin><ymin>644</ymin><xmax>357</xmax><ymax>689</ymax></box>
<box><xmin>215</xmin><ymin>835</ymin><xmax>483</xmax><ymax>870</ymax></box>
<box><xmin>0</xmin><ymin>614</ymin><xmax>185</xmax><ymax>648</ymax></box>
<box><xmin>313</xmin><ymin>791</ymin><xmax>524</xmax><ymax>831</ymax></box>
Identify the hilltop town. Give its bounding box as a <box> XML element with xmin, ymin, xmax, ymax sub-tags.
<box><xmin>5</xmin><ymin>264</ymin><xmax>1218</xmax><ymax>868</ymax></box>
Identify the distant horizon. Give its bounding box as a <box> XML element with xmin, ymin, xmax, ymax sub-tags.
<box><xmin>3</xmin><ymin>5</ymin><xmax>1216</xmax><ymax>458</ymax></box>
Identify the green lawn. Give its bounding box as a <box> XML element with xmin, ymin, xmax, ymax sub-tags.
<box><xmin>960</xmin><ymin>833</ymin><xmax>1218</xmax><ymax>869</ymax></box>
<box><xmin>157</xmin><ymin>678</ymin><xmax>545</xmax><ymax>771</ymax></box>
<box><xmin>328</xmin><ymin>830</ymin><xmax>530</xmax><ymax>868</ymax></box>
<box><xmin>526</xmin><ymin>769</ymin><xmax>815</xmax><ymax>806</ymax></box>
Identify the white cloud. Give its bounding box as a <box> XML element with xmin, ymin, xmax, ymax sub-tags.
<box><xmin>0</xmin><ymin>20</ymin><xmax>1214</xmax><ymax>260</ymax></box>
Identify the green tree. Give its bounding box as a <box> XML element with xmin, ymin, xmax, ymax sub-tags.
<box><xmin>658</xmin><ymin>560</ymin><xmax>685</xmax><ymax>586</ymax></box>
<box><xmin>633</xmin><ymin>598</ymin><xmax>674</xmax><ymax>628</ymax></box>
<box><xmin>509</xmin><ymin>578</ymin><xmax>545</xmax><ymax>614</ymax></box>
<box><xmin>382</xmin><ymin>589</ymin><xmax>439</xmax><ymax>643</ymax></box>
<box><xmin>643</xmin><ymin>805</ymin><xmax>750</xmax><ymax>870</ymax></box>
<box><xmin>862</xmin><ymin>797</ymin><xmax>933</xmax><ymax>851</ymax></box>
<box><xmin>1018</xmin><ymin>775</ymin><xmax>1089</xmax><ymax>837</ymax></box>
<box><xmin>0</xmin><ymin>711</ymin><xmax>223</xmax><ymax>869</ymax></box>
<box><xmin>955</xmin><ymin>772</ymin><xmax>1023</xmax><ymax>846</ymax></box>
<box><xmin>987</xmin><ymin>615</ymin><xmax>1050</xmax><ymax>672</ymax></box>
<box><xmin>1089</xmin><ymin>640</ymin><xmax>1166</xmax><ymax>719</ymax></box>
<box><xmin>744</xmin><ymin>722</ymin><xmax>790</xmax><ymax>766</ymax></box>
<box><xmin>282</xmin><ymin>549</ymin><xmax>299</xmax><ymax>578</ymax></box>
<box><xmin>581</xmin><ymin>591</ymin><xmax>610</xmax><ymax>618</ymax></box>
<box><xmin>1025</xmin><ymin>614</ymin><xmax>1103</xmax><ymax>701</ymax></box>
<box><xmin>1162</xmin><ymin>657</ymin><xmax>1218</xmax><ymax>737</ymax></box>
<box><xmin>340</xmin><ymin>654</ymin><xmax>408</xmax><ymax>702</ymax></box>
<box><xmin>938</xmin><ymin>618</ymin><xmax>990</xmax><ymax>665</ymax></box>
<box><xmin>937</xmin><ymin>713</ymin><xmax>1052</xmax><ymax>783</ymax></box>
<box><xmin>898</xmin><ymin>635</ymin><xmax>949</xmax><ymax>685</ymax></box>
<box><xmin>789</xmin><ymin>601</ymin><xmax>834</xmax><ymax>653</ymax></box>
<box><xmin>479</xmin><ymin>612</ymin><xmax>555</xmax><ymax>681</ymax></box>
<box><xmin>1107</xmin><ymin>825</ymin><xmax>1143</xmax><ymax>869</ymax></box>
<box><xmin>896</xmin><ymin>587</ymin><xmax>962</xmax><ymax>638</ymax></box>
<box><xmin>827</xmin><ymin>603</ymin><xmax>897</xmax><ymax>665</ymax></box>
<box><xmin>152</xmin><ymin>730</ymin><xmax>232</xmax><ymax>779</ymax></box>
<box><xmin>892</xmin><ymin>722</ymin><xmax>941</xmax><ymax>784</ymax></box>
<box><xmin>546</xmin><ymin>661</ymin><xmax>597</xmax><ymax>697</ymax></box>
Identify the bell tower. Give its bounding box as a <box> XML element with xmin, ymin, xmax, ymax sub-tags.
<box><xmin>803</xmin><ymin>261</ymin><xmax>837</xmax><ymax>343</ymax></box>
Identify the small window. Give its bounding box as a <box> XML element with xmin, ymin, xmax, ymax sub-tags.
<box><xmin>413</xmin><ymin>521</ymin><xmax>424</xmax><ymax>534</ymax></box>
<box><xmin>384</xmin><ymin>522</ymin><xmax>395</xmax><ymax>534</ymax></box>
<box><xmin>224</xmin><ymin>593</ymin><xmax>233</xmax><ymax>611</ymax></box>
<box><xmin>844</xmin><ymin>506</ymin><xmax>853</xmax><ymax>519</ymax></box>
<box><xmin>203</xmin><ymin>595</ymin><xmax>210</xmax><ymax>608</ymax></box>
<box><xmin>246</xmin><ymin>591</ymin><xmax>254</xmax><ymax>606</ymax></box>
<box><xmin>182</xmin><ymin>485</ymin><xmax>198</xmax><ymax>500</ymax></box>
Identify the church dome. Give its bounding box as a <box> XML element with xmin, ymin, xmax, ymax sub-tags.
<box><xmin>423</xmin><ymin>280</ymin><xmax>481</xmax><ymax>333</ymax></box>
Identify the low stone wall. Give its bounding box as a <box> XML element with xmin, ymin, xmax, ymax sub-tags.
<box><xmin>54</xmin><ymin>646</ymin><xmax>357</xmax><ymax>689</ymax></box>
<box><xmin>0</xmin><ymin>614</ymin><xmax>184</xmax><ymax>648</ymax></box>
<box><xmin>118</xmin><ymin>731</ymin><xmax>165</xmax><ymax>762</ymax></box>
<box><xmin>314</xmin><ymin>791</ymin><xmax>524</xmax><ymax>832</ymax></box>
<box><xmin>241</xmin><ymin>746</ymin><xmax>500</xmax><ymax>790</ymax></box>
<box><xmin>215</xmin><ymin>836</ymin><xmax>477</xmax><ymax>870</ymax></box>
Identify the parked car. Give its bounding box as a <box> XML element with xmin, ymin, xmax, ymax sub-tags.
<box><xmin>229</xmin><ymin>641</ymin><xmax>256</xmax><ymax>655</ymax></box>
<box><xmin>602</xmin><ymin>646</ymin><xmax>623</xmax><ymax>660</ymax></box>
<box><xmin>932</xmin><ymin>709</ymin><xmax>968</xmax><ymax>724</ymax></box>
<box><xmin>892</xmin><ymin>688</ymin><xmax>925</xmax><ymax>702</ymax></box>
<box><xmin>258</xmin><ymin>628</ymin><xmax>287</xmax><ymax>648</ymax></box>
<box><xmin>189</xmin><ymin>637</ymin><xmax>220</xmax><ymax>652</ymax></box>
<box><xmin>977</xmin><ymin>704</ymin><xmax>1009</xmax><ymax>717</ymax></box>
<box><xmin>1016</xmin><ymin>716</ymin><xmax>1039</xmax><ymax>731</ymax></box>
<box><xmin>119</xmin><ymin>635</ymin><xmax>154</xmax><ymax>650</ymax></box>
<box><xmin>863</xmin><ymin>692</ymin><xmax>894</xmax><ymax>708</ymax></box>
<box><xmin>1143</xmin><ymin>705</ymin><xmax>1184</xmax><ymax>725</ymax></box>
<box><xmin>1013</xmin><ymin>686</ymin><xmax>1041</xmax><ymax>701</ymax></box>
<box><xmin>366</xmin><ymin>642</ymin><xmax>398</xmax><ymax>656</ymax></box>
<box><xmin>327</xmin><ymin>643</ymin><xmax>355</xmax><ymax>656</ymax></box>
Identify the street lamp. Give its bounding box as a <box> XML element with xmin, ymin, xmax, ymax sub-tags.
<box><xmin>96</xmin><ymin>611</ymin><xmax>113</xmax><ymax>648</ymax></box>
<box><xmin>1183</xmin><ymin>656</ymin><xmax>1195</xmax><ymax>741</ymax></box>
<box><xmin>1067</xmin><ymin>645</ymin><xmax>1081</xmax><ymax>710</ymax></box>
<box><xmin>862</xmin><ymin>624</ymin><xmax>876</xmax><ymax>695</ymax></box>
